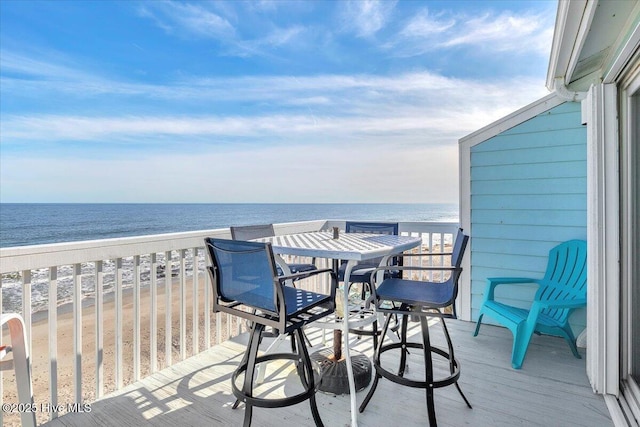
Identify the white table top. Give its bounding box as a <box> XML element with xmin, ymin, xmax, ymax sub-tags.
<box><xmin>259</xmin><ymin>231</ymin><xmax>422</xmax><ymax>261</ymax></box>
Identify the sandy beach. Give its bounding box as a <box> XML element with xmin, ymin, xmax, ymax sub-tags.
<box><xmin>1</xmin><ymin>272</ymin><xmax>240</xmax><ymax>427</ymax></box>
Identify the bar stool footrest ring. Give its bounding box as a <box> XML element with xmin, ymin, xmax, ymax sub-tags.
<box><xmin>374</xmin><ymin>342</ymin><xmax>461</xmax><ymax>389</ymax></box>
<box><xmin>232</xmin><ymin>352</ymin><xmax>319</xmax><ymax>408</ymax></box>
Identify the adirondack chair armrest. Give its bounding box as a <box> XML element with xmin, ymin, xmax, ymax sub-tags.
<box><xmin>484</xmin><ymin>277</ymin><xmax>540</xmax><ymax>301</ymax></box>
<box><xmin>532</xmin><ymin>298</ymin><xmax>587</xmax><ymax>310</ymax></box>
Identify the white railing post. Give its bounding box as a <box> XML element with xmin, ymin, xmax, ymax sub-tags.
<box><xmin>22</xmin><ymin>269</ymin><xmax>32</xmax><ymax>357</ymax></box>
<box><xmin>192</xmin><ymin>248</ymin><xmax>199</xmax><ymax>356</ymax></box>
<box><xmin>95</xmin><ymin>260</ymin><xmax>104</xmax><ymax>398</ymax></box>
<box><xmin>164</xmin><ymin>250</ymin><xmax>172</xmax><ymax>367</ymax></box>
<box><xmin>115</xmin><ymin>257</ymin><xmax>123</xmax><ymax>390</ymax></box>
<box><xmin>48</xmin><ymin>266</ymin><xmax>58</xmax><ymax>420</ymax></box>
<box><xmin>150</xmin><ymin>253</ymin><xmax>158</xmax><ymax>373</ymax></box>
<box><xmin>73</xmin><ymin>263</ymin><xmax>82</xmax><ymax>404</ymax></box>
<box><xmin>204</xmin><ymin>260</ymin><xmax>211</xmax><ymax>349</ymax></box>
<box><xmin>179</xmin><ymin>249</ymin><xmax>186</xmax><ymax>361</ymax></box>
<box><xmin>133</xmin><ymin>255</ymin><xmax>141</xmax><ymax>381</ymax></box>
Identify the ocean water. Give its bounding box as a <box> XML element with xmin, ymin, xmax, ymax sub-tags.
<box><xmin>0</xmin><ymin>203</ymin><xmax>458</xmax><ymax>248</ymax></box>
<box><xmin>0</xmin><ymin>203</ymin><xmax>458</xmax><ymax>314</ymax></box>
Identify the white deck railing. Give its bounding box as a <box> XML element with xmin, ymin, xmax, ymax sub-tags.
<box><xmin>0</xmin><ymin>220</ymin><xmax>458</xmax><ymax>425</ymax></box>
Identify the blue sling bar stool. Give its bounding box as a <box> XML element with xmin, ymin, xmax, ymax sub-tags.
<box><xmin>339</xmin><ymin>222</ymin><xmax>402</xmax><ymax>348</ymax></box>
<box><xmin>205</xmin><ymin>238</ymin><xmax>336</xmax><ymax>427</ymax></box>
<box><xmin>359</xmin><ymin>228</ymin><xmax>472</xmax><ymax>426</ymax></box>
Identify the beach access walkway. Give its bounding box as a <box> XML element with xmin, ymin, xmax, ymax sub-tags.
<box><xmin>42</xmin><ymin>319</ymin><xmax>611</xmax><ymax>427</ymax></box>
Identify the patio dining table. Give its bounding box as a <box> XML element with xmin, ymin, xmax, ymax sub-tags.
<box><xmin>257</xmin><ymin>230</ymin><xmax>422</xmax><ymax>427</ymax></box>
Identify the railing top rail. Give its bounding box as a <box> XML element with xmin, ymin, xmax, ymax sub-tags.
<box><xmin>0</xmin><ymin>220</ymin><xmax>458</xmax><ymax>273</ymax></box>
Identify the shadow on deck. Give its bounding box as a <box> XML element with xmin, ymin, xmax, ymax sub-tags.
<box><xmin>42</xmin><ymin>319</ymin><xmax>611</xmax><ymax>427</ymax></box>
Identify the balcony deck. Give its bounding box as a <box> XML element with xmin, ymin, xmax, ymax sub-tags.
<box><xmin>42</xmin><ymin>319</ymin><xmax>611</xmax><ymax>427</ymax></box>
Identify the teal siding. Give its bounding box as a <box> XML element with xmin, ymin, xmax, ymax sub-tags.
<box><xmin>470</xmin><ymin>101</ymin><xmax>587</xmax><ymax>332</ymax></box>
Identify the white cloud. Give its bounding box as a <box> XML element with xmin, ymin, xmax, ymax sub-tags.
<box><xmin>341</xmin><ymin>0</ymin><xmax>397</xmax><ymax>38</ymax></box>
<box><xmin>444</xmin><ymin>12</ymin><xmax>548</xmax><ymax>52</ymax></box>
<box><xmin>387</xmin><ymin>8</ymin><xmax>553</xmax><ymax>58</ymax></box>
<box><xmin>399</xmin><ymin>10</ymin><xmax>455</xmax><ymax>37</ymax></box>
<box><xmin>230</xmin><ymin>25</ymin><xmax>308</xmax><ymax>57</ymax></box>
<box><xmin>138</xmin><ymin>1</ymin><xmax>235</xmax><ymax>40</ymax></box>
<box><xmin>0</xmin><ymin>50</ymin><xmax>547</xmax><ymax>114</ymax></box>
<box><xmin>1</xmin><ymin>70</ymin><xmax>548</xmax><ymax>149</ymax></box>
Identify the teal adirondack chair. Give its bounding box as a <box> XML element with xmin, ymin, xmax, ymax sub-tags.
<box><xmin>473</xmin><ymin>240</ymin><xmax>587</xmax><ymax>369</ymax></box>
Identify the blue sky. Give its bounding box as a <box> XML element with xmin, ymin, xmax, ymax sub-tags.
<box><xmin>0</xmin><ymin>0</ymin><xmax>557</xmax><ymax>203</ymax></box>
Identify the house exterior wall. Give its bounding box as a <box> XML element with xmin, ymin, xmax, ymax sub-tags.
<box><xmin>469</xmin><ymin>101</ymin><xmax>588</xmax><ymax>331</ymax></box>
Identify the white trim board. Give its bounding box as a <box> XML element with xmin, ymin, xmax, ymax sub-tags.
<box><xmin>458</xmin><ymin>93</ymin><xmax>564</xmax><ymax>149</ymax></box>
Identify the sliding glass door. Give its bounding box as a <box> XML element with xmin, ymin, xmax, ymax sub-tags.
<box><xmin>630</xmin><ymin>89</ymin><xmax>639</xmax><ymax>386</ymax></box>
<box><xmin>620</xmin><ymin>63</ymin><xmax>640</xmax><ymax>421</ymax></box>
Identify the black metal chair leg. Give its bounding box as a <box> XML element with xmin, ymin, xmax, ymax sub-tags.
<box><xmin>372</xmin><ymin>319</ymin><xmax>379</xmax><ymax>349</ymax></box>
<box><xmin>398</xmin><ymin>314</ymin><xmax>409</xmax><ymax>376</ymax></box>
<box><xmin>439</xmin><ymin>317</ymin><xmax>472</xmax><ymax>409</ymax></box>
<box><xmin>294</xmin><ymin>328</ymin><xmax>324</xmax><ymax>427</ymax></box>
<box><xmin>233</xmin><ymin>322</ymin><xmax>261</xmax><ymax>410</ymax></box>
<box><xmin>292</xmin><ymin>330</ymin><xmax>309</xmax><ymax>388</ymax></box>
<box><xmin>241</xmin><ymin>324</ymin><xmax>264</xmax><ymax>427</ymax></box>
<box><xmin>302</xmin><ymin>329</ymin><xmax>313</xmax><ymax>348</ymax></box>
<box><xmin>420</xmin><ymin>316</ymin><xmax>437</xmax><ymax>427</ymax></box>
<box><xmin>359</xmin><ymin>309</ymin><xmax>393</xmax><ymax>413</ymax></box>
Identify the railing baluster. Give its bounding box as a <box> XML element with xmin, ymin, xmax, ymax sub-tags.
<box><xmin>22</xmin><ymin>270</ymin><xmax>32</xmax><ymax>357</ymax></box>
<box><xmin>48</xmin><ymin>266</ymin><xmax>58</xmax><ymax>420</ymax></box>
<box><xmin>428</xmin><ymin>233</ymin><xmax>435</xmax><ymax>281</ymax></box>
<box><xmin>180</xmin><ymin>249</ymin><xmax>186</xmax><ymax>361</ymax></box>
<box><xmin>95</xmin><ymin>261</ymin><xmax>104</xmax><ymax>398</ymax></box>
<box><xmin>216</xmin><ymin>312</ymin><xmax>222</xmax><ymax>345</ymax></box>
<box><xmin>150</xmin><ymin>253</ymin><xmax>158</xmax><ymax>373</ymax></box>
<box><xmin>133</xmin><ymin>255</ymin><xmax>141</xmax><ymax>381</ymax></box>
<box><xmin>204</xmin><ymin>262</ymin><xmax>211</xmax><ymax>348</ymax></box>
<box><xmin>115</xmin><ymin>257</ymin><xmax>123</xmax><ymax>390</ymax></box>
<box><xmin>165</xmin><ymin>250</ymin><xmax>172</xmax><ymax>367</ymax></box>
<box><xmin>192</xmin><ymin>248</ymin><xmax>199</xmax><ymax>356</ymax></box>
<box><xmin>73</xmin><ymin>263</ymin><xmax>82</xmax><ymax>404</ymax></box>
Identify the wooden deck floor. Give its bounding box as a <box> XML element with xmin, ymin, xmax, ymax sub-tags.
<box><xmin>43</xmin><ymin>319</ymin><xmax>612</xmax><ymax>427</ymax></box>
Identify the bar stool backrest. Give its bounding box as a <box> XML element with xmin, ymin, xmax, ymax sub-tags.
<box><xmin>442</xmin><ymin>228</ymin><xmax>469</xmax><ymax>309</ymax></box>
<box><xmin>230</xmin><ymin>224</ymin><xmax>276</xmax><ymax>240</ymax></box>
<box><xmin>345</xmin><ymin>221</ymin><xmax>399</xmax><ymax>235</ymax></box>
<box><xmin>205</xmin><ymin>238</ymin><xmax>281</xmax><ymax>315</ymax></box>
<box><xmin>345</xmin><ymin>222</ymin><xmax>400</xmax><ymax>268</ymax></box>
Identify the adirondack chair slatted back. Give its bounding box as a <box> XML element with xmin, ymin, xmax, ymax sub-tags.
<box><xmin>536</xmin><ymin>240</ymin><xmax>587</xmax><ymax>322</ymax></box>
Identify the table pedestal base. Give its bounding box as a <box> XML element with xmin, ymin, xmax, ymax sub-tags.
<box><xmin>311</xmin><ymin>348</ymin><xmax>372</xmax><ymax>395</ymax></box>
